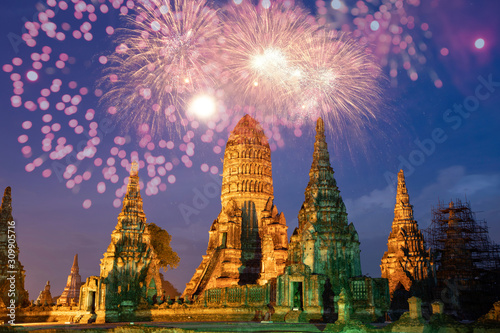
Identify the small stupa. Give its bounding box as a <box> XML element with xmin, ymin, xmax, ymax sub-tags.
<box><xmin>57</xmin><ymin>254</ymin><xmax>82</xmax><ymax>306</ymax></box>
<box><xmin>36</xmin><ymin>281</ymin><xmax>53</xmax><ymax>305</ymax></box>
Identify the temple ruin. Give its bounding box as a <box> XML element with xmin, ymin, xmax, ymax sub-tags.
<box><xmin>183</xmin><ymin>116</ymin><xmax>389</xmax><ymax>322</ymax></box>
<box><xmin>0</xmin><ymin>186</ymin><xmax>29</xmax><ymax>308</ymax></box>
<box><xmin>380</xmin><ymin>169</ymin><xmax>433</xmax><ymax>298</ymax></box>
<box><xmin>2</xmin><ymin>115</ymin><xmax>498</xmax><ymax>329</ymax></box>
<box><xmin>78</xmin><ymin>161</ymin><xmax>163</xmax><ymax>322</ymax></box>
<box><xmin>35</xmin><ymin>281</ymin><xmax>53</xmax><ymax>305</ymax></box>
<box><xmin>276</xmin><ymin>118</ymin><xmax>388</xmax><ymax>321</ymax></box>
<box><xmin>425</xmin><ymin>199</ymin><xmax>500</xmax><ymax>318</ymax></box>
<box><xmin>57</xmin><ymin>254</ymin><xmax>82</xmax><ymax>306</ymax></box>
<box><xmin>183</xmin><ymin>114</ymin><xmax>288</xmax><ymax>298</ymax></box>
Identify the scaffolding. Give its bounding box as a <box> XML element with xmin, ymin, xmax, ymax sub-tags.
<box><xmin>425</xmin><ymin>198</ymin><xmax>500</xmax><ymax>281</ymax></box>
<box><xmin>424</xmin><ymin>199</ymin><xmax>500</xmax><ymax>317</ymax></box>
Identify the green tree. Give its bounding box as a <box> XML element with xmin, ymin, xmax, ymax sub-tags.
<box><xmin>147</xmin><ymin>223</ymin><xmax>180</xmax><ymax>271</ymax></box>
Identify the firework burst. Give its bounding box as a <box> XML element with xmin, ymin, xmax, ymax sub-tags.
<box><xmin>220</xmin><ymin>0</ymin><xmax>384</xmax><ymax>129</ymax></box>
<box><xmin>294</xmin><ymin>30</ymin><xmax>384</xmax><ymax>135</ymax></box>
<box><xmin>5</xmin><ymin>0</ymin><xmax>297</xmax><ymax>210</ymax></box>
<box><xmin>219</xmin><ymin>0</ymin><xmax>317</xmax><ymax>112</ymax></box>
<box><xmin>101</xmin><ymin>0</ymin><xmax>222</xmax><ymax>136</ymax></box>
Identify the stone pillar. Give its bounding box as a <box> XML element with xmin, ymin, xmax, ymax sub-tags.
<box><xmin>408</xmin><ymin>296</ymin><xmax>422</xmax><ymax>320</ymax></box>
<box><xmin>431</xmin><ymin>301</ymin><xmax>444</xmax><ymax>315</ymax></box>
<box><xmin>337</xmin><ymin>289</ymin><xmax>350</xmax><ymax>324</ymax></box>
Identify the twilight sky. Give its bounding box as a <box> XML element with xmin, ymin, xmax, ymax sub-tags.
<box><xmin>1</xmin><ymin>0</ymin><xmax>499</xmax><ymax>300</ymax></box>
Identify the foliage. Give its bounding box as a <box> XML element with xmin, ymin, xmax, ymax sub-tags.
<box><xmin>147</xmin><ymin>223</ymin><xmax>180</xmax><ymax>271</ymax></box>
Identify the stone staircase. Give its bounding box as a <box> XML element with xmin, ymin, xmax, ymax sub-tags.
<box><xmin>72</xmin><ymin>314</ymin><xmax>83</xmax><ymax>323</ymax></box>
<box><xmin>74</xmin><ymin>312</ymin><xmax>96</xmax><ymax>324</ymax></box>
<box><xmin>193</xmin><ymin>248</ymin><xmax>221</xmax><ymax>296</ymax></box>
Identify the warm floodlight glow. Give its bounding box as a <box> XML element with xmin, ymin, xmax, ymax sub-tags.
<box><xmin>189</xmin><ymin>95</ymin><xmax>216</xmax><ymax>118</ymax></box>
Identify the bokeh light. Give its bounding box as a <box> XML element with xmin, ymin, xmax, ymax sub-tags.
<box><xmin>26</xmin><ymin>71</ymin><xmax>38</xmax><ymax>82</ymax></box>
<box><xmin>321</xmin><ymin>0</ymin><xmax>443</xmax><ymax>87</ymax></box>
<box><xmin>4</xmin><ymin>0</ymin><xmax>387</xmax><ymax>210</ymax></box>
<box><xmin>475</xmin><ymin>38</ymin><xmax>485</xmax><ymax>49</ymax></box>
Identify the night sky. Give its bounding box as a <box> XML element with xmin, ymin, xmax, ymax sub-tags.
<box><xmin>1</xmin><ymin>0</ymin><xmax>499</xmax><ymax>301</ymax></box>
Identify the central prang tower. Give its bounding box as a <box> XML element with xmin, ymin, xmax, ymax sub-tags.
<box><xmin>220</xmin><ymin>114</ymin><xmax>274</xmax><ymax>214</ymax></box>
<box><xmin>183</xmin><ymin>115</ymin><xmax>288</xmax><ymax>298</ymax></box>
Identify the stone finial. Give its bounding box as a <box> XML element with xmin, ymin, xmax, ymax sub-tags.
<box><xmin>118</xmin><ymin>159</ymin><xmax>144</xmax><ymax>216</ymax></box>
<box><xmin>396</xmin><ymin>169</ymin><xmax>410</xmax><ymax>204</ymax></box>
<box><xmin>227</xmin><ymin>114</ymin><xmax>269</xmax><ymax>146</ymax></box>
<box><xmin>313</xmin><ymin>118</ymin><xmax>328</xmax><ymax>159</ymax></box>
<box><xmin>408</xmin><ymin>296</ymin><xmax>422</xmax><ymax>320</ymax></box>
<box><xmin>316</xmin><ymin>117</ymin><xmax>325</xmax><ymax>138</ymax></box>
<box><xmin>308</xmin><ymin>117</ymin><xmax>335</xmax><ymax>189</ymax></box>
<box><xmin>130</xmin><ymin>160</ymin><xmax>139</xmax><ymax>177</ymax></box>
<box><xmin>71</xmin><ymin>254</ymin><xmax>79</xmax><ymax>273</ymax></box>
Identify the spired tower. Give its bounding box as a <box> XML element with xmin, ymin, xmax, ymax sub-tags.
<box><xmin>288</xmin><ymin>118</ymin><xmax>361</xmax><ymax>292</ymax></box>
<box><xmin>57</xmin><ymin>254</ymin><xmax>82</xmax><ymax>306</ymax></box>
<box><xmin>277</xmin><ymin>118</ymin><xmax>375</xmax><ymax>319</ymax></box>
<box><xmin>0</xmin><ymin>186</ymin><xmax>29</xmax><ymax>307</ymax></box>
<box><xmin>79</xmin><ymin>161</ymin><xmax>163</xmax><ymax>318</ymax></box>
<box><xmin>380</xmin><ymin>169</ymin><xmax>432</xmax><ymax>297</ymax></box>
<box><xmin>99</xmin><ymin>161</ymin><xmax>163</xmax><ymax>308</ymax></box>
<box><xmin>183</xmin><ymin>114</ymin><xmax>288</xmax><ymax>298</ymax></box>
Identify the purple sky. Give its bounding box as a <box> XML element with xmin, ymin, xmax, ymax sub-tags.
<box><xmin>1</xmin><ymin>0</ymin><xmax>499</xmax><ymax>300</ymax></box>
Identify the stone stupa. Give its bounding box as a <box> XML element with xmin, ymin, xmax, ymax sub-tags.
<box><xmin>183</xmin><ymin>114</ymin><xmax>288</xmax><ymax>298</ymax></box>
<box><xmin>57</xmin><ymin>254</ymin><xmax>82</xmax><ymax>306</ymax></box>
<box><xmin>380</xmin><ymin>169</ymin><xmax>433</xmax><ymax>297</ymax></box>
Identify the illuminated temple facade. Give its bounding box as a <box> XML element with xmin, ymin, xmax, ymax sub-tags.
<box><xmin>184</xmin><ymin>115</ymin><xmax>389</xmax><ymax>321</ymax></box>
<box><xmin>380</xmin><ymin>170</ymin><xmax>433</xmax><ymax>297</ymax></box>
<box><xmin>276</xmin><ymin>119</ymin><xmax>388</xmax><ymax>320</ymax></box>
<box><xmin>183</xmin><ymin>115</ymin><xmax>288</xmax><ymax>298</ymax></box>
<box><xmin>276</xmin><ymin>119</ymin><xmax>362</xmax><ymax>310</ymax></box>
<box><xmin>78</xmin><ymin>162</ymin><xmax>163</xmax><ymax>322</ymax></box>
